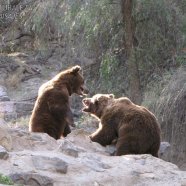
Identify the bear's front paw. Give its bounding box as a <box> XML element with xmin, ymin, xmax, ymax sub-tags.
<box><xmin>88</xmin><ymin>135</ymin><xmax>93</xmax><ymax>141</ymax></box>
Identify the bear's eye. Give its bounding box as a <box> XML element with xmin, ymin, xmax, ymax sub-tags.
<box><xmin>95</xmin><ymin>100</ymin><xmax>99</xmax><ymax>106</ymax></box>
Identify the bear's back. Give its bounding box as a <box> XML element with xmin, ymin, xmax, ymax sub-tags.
<box><xmin>103</xmin><ymin>97</ymin><xmax>159</xmax><ymax>130</ymax></box>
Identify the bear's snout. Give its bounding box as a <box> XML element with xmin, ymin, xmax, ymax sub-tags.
<box><xmin>81</xmin><ymin>86</ymin><xmax>89</xmax><ymax>95</ymax></box>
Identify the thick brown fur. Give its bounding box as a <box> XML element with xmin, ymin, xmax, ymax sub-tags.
<box><xmin>29</xmin><ymin>65</ymin><xmax>88</xmax><ymax>140</ymax></box>
<box><xmin>82</xmin><ymin>94</ymin><xmax>161</xmax><ymax>157</ymax></box>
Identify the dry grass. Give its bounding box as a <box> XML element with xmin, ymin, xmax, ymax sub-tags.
<box><xmin>142</xmin><ymin>71</ymin><xmax>173</xmax><ymax>110</ymax></box>
<box><xmin>7</xmin><ymin>116</ymin><xmax>30</xmax><ymax>131</ymax></box>
<box><xmin>5</xmin><ymin>72</ymin><xmax>23</xmax><ymax>89</ymax></box>
<box><xmin>153</xmin><ymin>67</ymin><xmax>186</xmax><ymax>170</ymax></box>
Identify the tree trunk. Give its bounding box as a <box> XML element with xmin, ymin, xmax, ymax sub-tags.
<box><xmin>121</xmin><ymin>0</ymin><xmax>142</xmax><ymax>104</ymax></box>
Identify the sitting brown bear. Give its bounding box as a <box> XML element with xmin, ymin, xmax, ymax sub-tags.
<box><xmin>29</xmin><ymin>65</ymin><xmax>88</xmax><ymax>140</ymax></box>
<box><xmin>82</xmin><ymin>94</ymin><xmax>161</xmax><ymax>157</ymax></box>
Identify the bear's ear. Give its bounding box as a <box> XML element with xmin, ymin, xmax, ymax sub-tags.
<box><xmin>71</xmin><ymin>65</ymin><xmax>81</xmax><ymax>74</ymax></box>
<box><xmin>109</xmin><ymin>94</ymin><xmax>115</xmax><ymax>98</ymax></box>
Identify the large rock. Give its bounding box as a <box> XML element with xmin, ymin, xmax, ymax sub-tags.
<box><xmin>0</xmin><ymin>125</ymin><xmax>12</xmax><ymax>151</ymax></box>
<box><xmin>64</xmin><ymin>129</ymin><xmax>108</xmax><ymax>155</ymax></box>
<box><xmin>9</xmin><ymin>172</ymin><xmax>54</xmax><ymax>186</ymax></box>
<box><xmin>159</xmin><ymin>142</ymin><xmax>171</xmax><ymax>160</ymax></box>
<box><xmin>0</xmin><ymin>101</ymin><xmax>34</xmax><ymax>121</ymax></box>
<box><xmin>0</xmin><ymin>127</ymin><xmax>185</xmax><ymax>186</ymax></box>
<box><xmin>32</xmin><ymin>156</ymin><xmax>68</xmax><ymax>174</ymax></box>
<box><xmin>15</xmin><ymin>101</ymin><xmax>34</xmax><ymax>118</ymax></box>
<box><xmin>0</xmin><ymin>86</ymin><xmax>10</xmax><ymax>101</ymax></box>
<box><xmin>0</xmin><ymin>102</ymin><xmax>17</xmax><ymax>121</ymax></box>
<box><xmin>58</xmin><ymin>139</ymin><xmax>83</xmax><ymax>158</ymax></box>
<box><xmin>0</xmin><ymin>145</ymin><xmax>9</xmax><ymax>159</ymax></box>
<box><xmin>0</xmin><ymin>118</ymin><xmax>6</xmax><ymax>125</ymax></box>
<box><xmin>9</xmin><ymin>130</ymin><xmax>58</xmax><ymax>151</ymax></box>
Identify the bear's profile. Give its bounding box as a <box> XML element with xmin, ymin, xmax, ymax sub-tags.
<box><xmin>29</xmin><ymin>65</ymin><xmax>88</xmax><ymax>140</ymax></box>
<box><xmin>82</xmin><ymin>94</ymin><xmax>160</xmax><ymax>157</ymax></box>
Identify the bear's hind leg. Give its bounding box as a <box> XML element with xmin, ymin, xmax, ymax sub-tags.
<box><xmin>63</xmin><ymin>124</ymin><xmax>71</xmax><ymax>137</ymax></box>
<box><xmin>115</xmin><ymin>137</ymin><xmax>140</xmax><ymax>156</ymax></box>
<box><xmin>115</xmin><ymin>142</ymin><xmax>133</xmax><ymax>156</ymax></box>
<box><xmin>45</xmin><ymin>127</ymin><xmax>60</xmax><ymax>140</ymax></box>
<box><xmin>149</xmin><ymin>142</ymin><xmax>160</xmax><ymax>158</ymax></box>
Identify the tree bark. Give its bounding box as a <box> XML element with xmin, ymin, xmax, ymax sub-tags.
<box><xmin>121</xmin><ymin>0</ymin><xmax>142</xmax><ymax>104</ymax></box>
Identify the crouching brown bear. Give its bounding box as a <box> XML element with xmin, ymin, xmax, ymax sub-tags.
<box><xmin>29</xmin><ymin>65</ymin><xmax>88</xmax><ymax>140</ymax></box>
<box><xmin>82</xmin><ymin>94</ymin><xmax>160</xmax><ymax>157</ymax></box>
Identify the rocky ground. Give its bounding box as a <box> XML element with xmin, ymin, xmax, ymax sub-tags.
<box><xmin>0</xmin><ymin>124</ymin><xmax>186</xmax><ymax>186</ymax></box>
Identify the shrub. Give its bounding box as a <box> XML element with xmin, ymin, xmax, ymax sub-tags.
<box><xmin>0</xmin><ymin>174</ymin><xmax>14</xmax><ymax>185</ymax></box>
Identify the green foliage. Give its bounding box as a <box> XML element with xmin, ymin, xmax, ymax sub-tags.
<box><xmin>142</xmin><ymin>70</ymin><xmax>173</xmax><ymax>109</ymax></box>
<box><xmin>175</xmin><ymin>51</ymin><xmax>186</xmax><ymax>65</ymax></box>
<box><xmin>0</xmin><ymin>174</ymin><xmax>14</xmax><ymax>185</ymax></box>
<box><xmin>122</xmin><ymin>0</ymin><xmax>186</xmax><ymax>91</ymax></box>
<box><xmin>100</xmin><ymin>53</ymin><xmax>119</xmax><ymax>92</ymax></box>
<box><xmin>19</xmin><ymin>0</ymin><xmax>186</xmax><ymax>95</ymax></box>
<box><xmin>68</xmin><ymin>1</ymin><xmax>122</xmax><ymax>53</ymax></box>
<box><xmin>100</xmin><ymin>54</ymin><xmax>116</xmax><ymax>80</ymax></box>
<box><xmin>22</xmin><ymin>0</ymin><xmax>123</xmax><ymax>53</ymax></box>
<box><xmin>134</xmin><ymin>0</ymin><xmax>184</xmax><ymax>71</ymax></box>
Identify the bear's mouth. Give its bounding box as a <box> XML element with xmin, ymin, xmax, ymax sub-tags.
<box><xmin>82</xmin><ymin>99</ymin><xmax>91</xmax><ymax>112</ymax></box>
<box><xmin>79</xmin><ymin>86</ymin><xmax>89</xmax><ymax>96</ymax></box>
<box><xmin>80</xmin><ymin>86</ymin><xmax>85</xmax><ymax>95</ymax></box>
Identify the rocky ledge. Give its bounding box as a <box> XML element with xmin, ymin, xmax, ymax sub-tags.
<box><xmin>0</xmin><ymin>125</ymin><xmax>186</xmax><ymax>186</ymax></box>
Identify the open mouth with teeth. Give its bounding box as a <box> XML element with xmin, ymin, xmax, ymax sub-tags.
<box><xmin>80</xmin><ymin>86</ymin><xmax>85</xmax><ymax>95</ymax></box>
<box><xmin>78</xmin><ymin>86</ymin><xmax>89</xmax><ymax>96</ymax></box>
<box><xmin>82</xmin><ymin>98</ymin><xmax>91</xmax><ymax>112</ymax></box>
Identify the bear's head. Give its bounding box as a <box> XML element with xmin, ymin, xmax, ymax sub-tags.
<box><xmin>54</xmin><ymin>65</ymin><xmax>88</xmax><ymax>96</ymax></box>
<box><xmin>82</xmin><ymin>94</ymin><xmax>114</xmax><ymax>119</ymax></box>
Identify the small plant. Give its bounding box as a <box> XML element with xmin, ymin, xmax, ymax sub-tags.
<box><xmin>175</xmin><ymin>50</ymin><xmax>186</xmax><ymax>65</ymax></box>
<box><xmin>7</xmin><ymin>116</ymin><xmax>30</xmax><ymax>130</ymax></box>
<box><xmin>0</xmin><ymin>174</ymin><xmax>14</xmax><ymax>185</ymax></box>
<box><xmin>142</xmin><ymin>70</ymin><xmax>173</xmax><ymax>110</ymax></box>
<box><xmin>99</xmin><ymin>53</ymin><xmax>119</xmax><ymax>93</ymax></box>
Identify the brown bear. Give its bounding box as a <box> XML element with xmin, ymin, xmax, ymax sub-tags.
<box><xmin>29</xmin><ymin>65</ymin><xmax>88</xmax><ymax>140</ymax></box>
<box><xmin>82</xmin><ymin>94</ymin><xmax>161</xmax><ymax>157</ymax></box>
